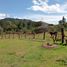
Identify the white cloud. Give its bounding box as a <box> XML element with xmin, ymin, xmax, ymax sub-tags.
<box><xmin>32</xmin><ymin>0</ymin><xmax>39</xmax><ymax>5</ymax></box>
<box><xmin>28</xmin><ymin>0</ymin><xmax>67</xmax><ymax>13</ymax></box>
<box><xmin>23</xmin><ymin>14</ymin><xmax>67</xmax><ymax>24</ymax></box>
<box><xmin>13</xmin><ymin>16</ymin><xmax>23</xmax><ymax>19</ymax></box>
<box><xmin>33</xmin><ymin>0</ymin><xmax>48</xmax><ymax>5</ymax></box>
<box><xmin>0</xmin><ymin>13</ymin><xmax>10</xmax><ymax>19</ymax></box>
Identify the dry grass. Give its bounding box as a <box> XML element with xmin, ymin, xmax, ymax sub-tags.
<box><xmin>0</xmin><ymin>33</ymin><xmax>67</xmax><ymax>67</ymax></box>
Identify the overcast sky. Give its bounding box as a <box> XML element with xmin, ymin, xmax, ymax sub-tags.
<box><xmin>0</xmin><ymin>0</ymin><xmax>67</xmax><ymax>24</ymax></box>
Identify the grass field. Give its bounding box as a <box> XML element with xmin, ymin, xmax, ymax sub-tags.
<box><xmin>0</xmin><ymin>33</ymin><xmax>67</xmax><ymax>67</ymax></box>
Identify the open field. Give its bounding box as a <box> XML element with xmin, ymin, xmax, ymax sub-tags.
<box><xmin>0</xmin><ymin>33</ymin><xmax>67</xmax><ymax>67</ymax></box>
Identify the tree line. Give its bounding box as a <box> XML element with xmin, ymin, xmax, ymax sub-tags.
<box><xmin>0</xmin><ymin>18</ymin><xmax>46</xmax><ymax>33</ymax></box>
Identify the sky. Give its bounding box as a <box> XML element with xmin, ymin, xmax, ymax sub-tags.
<box><xmin>0</xmin><ymin>0</ymin><xmax>67</xmax><ymax>24</ymax></box>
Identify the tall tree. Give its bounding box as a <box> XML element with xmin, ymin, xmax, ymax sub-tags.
<box><xmin>59</xmin><ymin>16</ymin><xmax>66</xmax><ymax>25</ymax></box>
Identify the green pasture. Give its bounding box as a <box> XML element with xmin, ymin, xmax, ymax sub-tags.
<box><xmin>0</xmin><ymin>33</ymin><xmax>67</xmax><ymax>67</ymax></box>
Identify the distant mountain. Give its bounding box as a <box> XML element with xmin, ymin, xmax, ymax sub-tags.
<box><xmin>0</xmin><ymin>18</ymin><xmax>50</xmax><ymax>32</ymax></box>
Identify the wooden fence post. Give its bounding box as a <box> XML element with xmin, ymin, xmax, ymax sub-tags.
<box><xmin>61</xmin><ymin>28</ymin><xmax>64</xmax><ymax>43</ymax></box>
